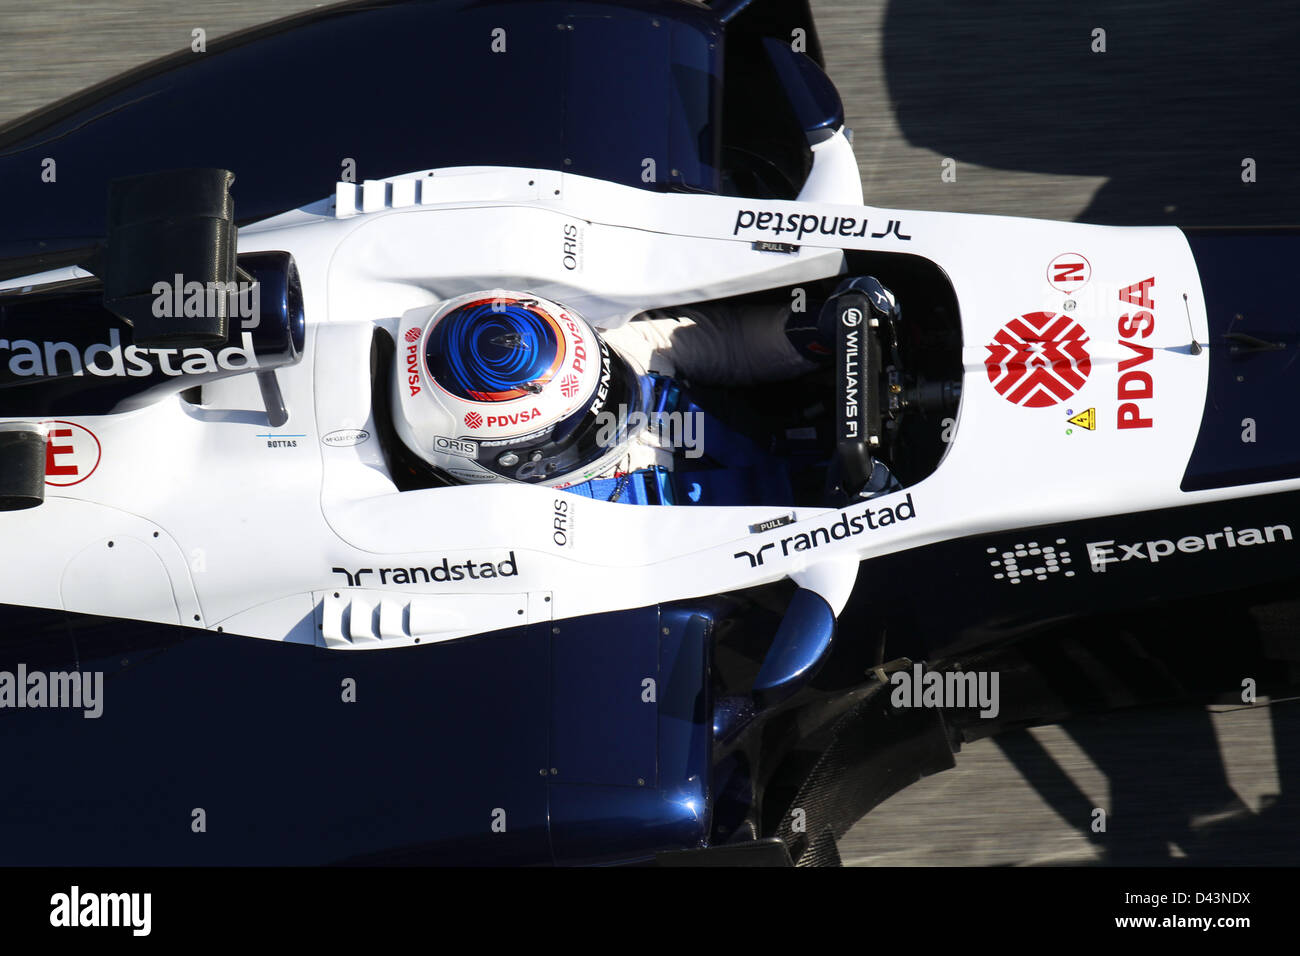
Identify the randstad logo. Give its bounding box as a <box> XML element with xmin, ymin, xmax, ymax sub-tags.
<box><xmin>734</xmin><ymin>493</ymin><xmax>916</xmax><ymax>567</ymax></box>
<box><xmin>0</xmin><ymin>330</ymin><xmax>259</xmax><ymax>378</ymax></box>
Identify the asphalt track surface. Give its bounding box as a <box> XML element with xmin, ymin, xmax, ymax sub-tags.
<box><xmin>1</xmin><ymin>0</ymin><xmax>1297</xmax><ymax>867</ymax></box>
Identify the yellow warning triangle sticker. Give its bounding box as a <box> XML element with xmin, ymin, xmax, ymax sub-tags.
<box><xmin>1068</xmin><ymin>408</ymin><xmax>1096</xmax><ymax>430</ymax></box>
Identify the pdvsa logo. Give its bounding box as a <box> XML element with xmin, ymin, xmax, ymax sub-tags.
<box><xmin>559</xmin><ymin>312</ymin><xmax>588</xmax><ymax>374</ymax></box>
<box><xmin>404</xmin><ymin>327</ymin><xmax>421</xmax><ymax>344</ymax></box>
<box><xmin>487</xmin><ymin>408</ymin><xmax>539</xmax><ymax>428</ymax></box>
<box><xmin>406</xmin><ymin>343</ymin><xmax>421</xmax><ymax>397</ymax></box>
<box><xmin>985</xmin><ymin>312</ymin><xmax>1091</xmax><ymax>408</ymax></box>
<box><xmin>464</xmin><ymin>411</ymin><xmax>484</xmax><ymax>429</ymax></box>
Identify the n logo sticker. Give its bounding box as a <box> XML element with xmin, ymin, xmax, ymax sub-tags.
<box><xmin>1047</xmin><ymin>252</ymin><xmax>1092</xmax><ymax>292</ymax></box>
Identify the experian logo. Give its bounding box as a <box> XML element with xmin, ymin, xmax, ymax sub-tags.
<box><xmin>1087</xmin><ymin>523</ymin><xmax>1292</xmax><ymax>570</ymax></box>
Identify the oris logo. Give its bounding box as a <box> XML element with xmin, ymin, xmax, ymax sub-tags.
<box><xmin>552</xmin><ymin>497</ymin><xmax>573</xmax><ymax>546</ymax></box>
<box><xmin>464</xmin><ymin>411</ymin><xmax>484</xmax><ymax>429</ymax></box>
<box><xmin>404</xmin><ymin>327</ymin><xmax>421</xmax><ymax>343</ymax></box>
<box><xmin>434</xmin><ymin>435</ymin><xmax>478</xmax><ymax>458</ymax></box>
<box><xmin>406</xmin><ymin>343</ymin><xmax>421</xmax><ymax>397</ymax></box>
<box><xmin>559</xmin><ymin>373</ymin><xmax>580</xmax><ymax>398</ymax></box>
<box><xmin>562</xmin><ymin>223</ymin><xmax>581</xmax><ymax>271</ymax></box>
<box><xmin>984</xmin><ymin>312</ymin><xmax>1091</xmax><ymax>408</ymax></box>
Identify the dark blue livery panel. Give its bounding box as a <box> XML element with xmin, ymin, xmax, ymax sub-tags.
<box><xmin>0</xmin><ymin>603</ymin><xmax>711</xmax><ymax>865</ymax></box>
<box><xmin>1182</xmin><ymin>229</ymin><xmax>1300</xmax><ymax>491</ymax></box>
<box><xmin>0</xmin><ymin>0</ymin><xmax>723</xmax><ymax>265</ymax></box>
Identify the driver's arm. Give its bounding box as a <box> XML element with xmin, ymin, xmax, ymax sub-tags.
<box><xmin>601</xmin><ymin>300</ymin><xmax>816</xmax><ymax>386</ymax></box>
<box><xmin>601</xmin><ymin>277</ymin><xmax>898</xmax><ymax>387</ymax></box>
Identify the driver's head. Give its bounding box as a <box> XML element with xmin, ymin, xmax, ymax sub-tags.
<box><xmin>393</xmin><ymin>291</ymin><xmax>646</xmax><ymax>485</ymax></box>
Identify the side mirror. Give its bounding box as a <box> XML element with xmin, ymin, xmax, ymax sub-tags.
<box><xmin>753</xmin><ymin>588</ymin><xmax>836</xmax><ymax>708</ymax></box>
<box><xmin>761</xmin><ymin>37</ymin><xmax>845</xmax><ymax>144</ymax></box>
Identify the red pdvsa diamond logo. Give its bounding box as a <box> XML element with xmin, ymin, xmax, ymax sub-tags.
<box><xmin>405</xmin><ymin>327</ymin><xmax>421</xmax><ymax>343</ymax></box>
<box><xmin>464</xmin><ymin>411</ymin><xmax>484</xmax><ymax>429</ymax></box>
<box><xmin>559</xmin><ymin>374</ymin><xmax>580</xmax><ymax>399</ymax></box>
<box><xmin>985</xmin><ymin>312</ymin><xmax>1091</xmax><ymax>408</ymax></box>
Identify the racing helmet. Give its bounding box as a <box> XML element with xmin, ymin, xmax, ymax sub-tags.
<box><xmin>392</xmin><ymin>291</ymin><xmax>648</xmax><ymax>486</ymax></box>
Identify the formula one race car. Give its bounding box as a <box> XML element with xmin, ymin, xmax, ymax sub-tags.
<box><xmin>2</xmin><ymin>0</ymin><xmax>1299</xmax><ymax>866</ymax></box>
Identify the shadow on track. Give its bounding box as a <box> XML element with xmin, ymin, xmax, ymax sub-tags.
<box><xmin>882</xmin><ymin>0</ymin><xmax>1300</xmax><ymax>226</ymax></box>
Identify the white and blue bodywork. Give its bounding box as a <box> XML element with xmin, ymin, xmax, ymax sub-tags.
<box><xmin>2</xmin><ymin>0</ymin><xmax>1299</xmax><ymax>866</ymax></box>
